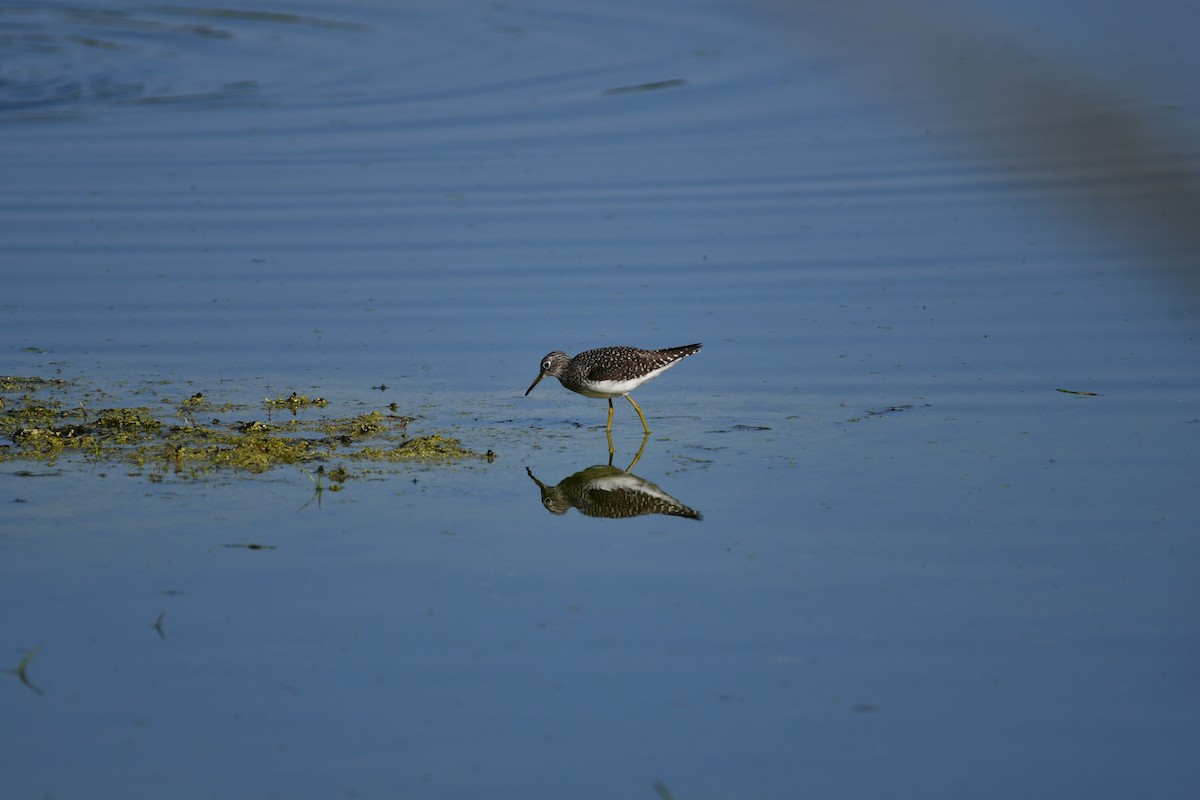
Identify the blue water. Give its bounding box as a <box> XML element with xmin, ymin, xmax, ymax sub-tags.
<box><xmin>3</xmin><ymin>1</ymin><xmax>1199</xmax><ymax>798</ymax></box>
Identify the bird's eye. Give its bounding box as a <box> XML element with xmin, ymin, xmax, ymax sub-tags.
<box><xmin>542</xmin><ymin>360</ymin><xmax>551</xmax><ymax>369</ymax></box>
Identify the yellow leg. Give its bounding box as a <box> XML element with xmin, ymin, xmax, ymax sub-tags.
<box><xmin>626</xmin><ymin>394</ymin><xmax>650</xmax><ymax>434</ymax></box>
<box><xmin>626</xmin><ymin>432</ymin><xmax>650</xmax><ymax>471</ymax></box>
<box><xmin>606</xmin><ymin>399</ymin><xmax>615</xmax><ymax>432</ymax></box>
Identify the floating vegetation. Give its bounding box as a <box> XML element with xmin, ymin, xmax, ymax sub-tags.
<box><xmin>322</xmin><ymin>410</ymin><xmax>391</xmax><ymax>440</ymax></box>
<box><xmin>0</xmin><ymin>375</ymin><xmax>490</xmax><ymax>481</ymax></box>
<box><xmin>264</xmin><ymin>391</ymin><xmax>329</xmax><ymax>414</ymax></box>
<box><xmin>351</xmin><ymin>434</ymin><xmax>479</xmax><ymax>462</ymax></box>
<box><xmin>0</xmin><ymin>376</ymin><xmax>69</xmax><ymax>393</ymax></box>
<box><xmin>94</xmin><ymin>407</ymin><xmax>162</xmax><ymax>441</ymax></box>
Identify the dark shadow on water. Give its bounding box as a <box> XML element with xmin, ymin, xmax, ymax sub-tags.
<box><xmin>751</xmin><ymin>0</ymin><xmax>1200</xmax><ymax>290</ymax></box>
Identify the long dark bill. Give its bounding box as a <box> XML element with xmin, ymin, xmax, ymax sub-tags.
<box><xmin>525</xmin><ymin>373</ymin><xmax>545</xmax><ymax>396</ymax></box>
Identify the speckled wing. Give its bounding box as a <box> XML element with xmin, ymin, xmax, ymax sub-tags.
<box><xmin>581</xmin><ymin>347</ymin><xmax>643</xmax><ymax>383</ymax></box>
<box><xmin>583</xmin><ymin>344</ymin><xmax>700</xmax><ymax>383</ymax></box>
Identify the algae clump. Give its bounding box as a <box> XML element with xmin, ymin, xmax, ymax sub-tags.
<box><xmin>1</xmin><ymin>376</ymin><xmax>490</xmax><ymax>479</ymax></box>
<box><xmin>351</xmin><ymin>435</ymin><xmax>479</xmax><ymax>463</ymax></box>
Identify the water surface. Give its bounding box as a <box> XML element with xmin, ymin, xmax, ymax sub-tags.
<box><xmin>3</xmin><ymin>1</ymin><xmax>1198</xmax><ymax>798</ymax></box>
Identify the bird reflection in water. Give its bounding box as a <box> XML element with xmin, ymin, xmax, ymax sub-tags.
<box><xmin>525</xmin><ymin>433</ymin><xmax>702</xmax><ymax>521</ymax></box>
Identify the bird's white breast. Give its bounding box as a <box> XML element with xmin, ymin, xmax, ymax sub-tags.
<box><xmin>572</xmin><ymin>361</ymin><xmax>680</xmax><ymax>398</ymax></box>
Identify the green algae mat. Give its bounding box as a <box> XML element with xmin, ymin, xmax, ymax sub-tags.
<box><xmin>0</xmin><ymin>375</ymin><xmax>491</xmax><ymax>483</ymax></box>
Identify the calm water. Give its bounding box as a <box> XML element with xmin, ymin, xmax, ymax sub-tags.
<box><xmin>3</xmin><ymin>1</ymin><xmax>1199</xmax><ymax>798</ymax></box>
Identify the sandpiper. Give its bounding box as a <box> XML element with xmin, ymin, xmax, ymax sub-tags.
<box><xmin>524</xmin><ymin>343</ymin><xmax>701</xmax><ymax>433</ymax></box>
